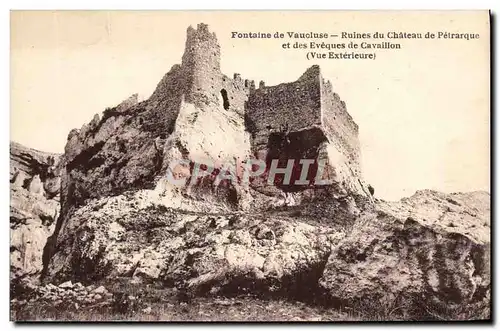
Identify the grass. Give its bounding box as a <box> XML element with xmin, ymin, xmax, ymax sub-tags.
<box><xmin>10</xmin><ymin>280</ymin><xmax>355</xmax><ymax>322</ymax></box>
<box><xmin>11</xmin><ymin>280</ymin><xmax>491</xmax><ymax>322</ymax></box>
<box><xmin>12</xmin><ymin>296</ymin><xmax>360</xmax><ymax>322</ymax></box>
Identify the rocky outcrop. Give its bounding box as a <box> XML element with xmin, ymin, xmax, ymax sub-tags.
<box><xmin>42</xmin><ymin>188</ymin><xmax>490</xmax><ymax>313</ymax></box>
<box><xmin>44</xmin><ymin>192</ymin><xmax>344</xmax><ymax>298</ymax></box>
<box><xmin>10</xmin><ymin>142</ymin><xmax>62</xmax><ymax>283</ymax></box>
<box><xmin>320</xmin><ymin>190</ymin><xmax>490</xmax><ymax>307</ymax></box>
<box><xmin>57</xmin><ymin>25</ymin><xmax>254</xmax><ymax>215</ymax></box>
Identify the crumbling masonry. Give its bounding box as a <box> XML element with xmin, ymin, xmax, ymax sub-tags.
<box><xmin>59</xmin><ymin>23</ymin><xmax>369</xmax><ymax>213</ymax></box>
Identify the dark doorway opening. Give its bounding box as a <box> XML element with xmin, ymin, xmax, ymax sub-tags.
<box><xmin>265</xmin><ymin>127</ymin><xmax>328</xmax><ymax>192</ymax></box>
<box><xmin>220</xmin><ymin>89</ymin><xmax>230</xmax><ymax>110</ymax></box>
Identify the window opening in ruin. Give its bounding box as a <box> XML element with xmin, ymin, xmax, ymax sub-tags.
<box><xmin>220</xmin><ymin>89</ymin><xmax>230</xmax><ymax>110</ymax></box>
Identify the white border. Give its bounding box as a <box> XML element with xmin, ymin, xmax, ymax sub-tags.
<box><xmin>2</xmin><ymin>1</ymin><xmax>498</xmax><ymax>330</ymax></box>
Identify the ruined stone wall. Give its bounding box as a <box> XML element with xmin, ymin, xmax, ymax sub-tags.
<box><xmin>242</xmin><ymin>64</ymin><xmax>366</xmax><ymax>197</ymax></box>
<box><xmin>320</xmin><ymin>79</ymin><xmax>361</xmax><ymax>175</ymax></box>
<box><xmin>58</xmin><ymin>24</ymin><xmax>257</xmax><ymax>213</ymax></box>
<box><xmin>220</xmin><ymin>73</ymin><xmax>253</xmax><ymax>116</ymax></box>
<box><xmin>181</xmin><ymin>24</ymin><xmax>252</xmax><ymax>116</ymax></box>
<box><xmin>245</xmin><ymin>65</ymin><xmax>323</xmax><ymax>154</ymax></box>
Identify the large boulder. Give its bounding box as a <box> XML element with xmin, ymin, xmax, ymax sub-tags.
<box><xmin>320</xmin><ymin>190</ymin><xmax>490</xmax><ymax>307</ymax></box>
<box><xmin>43</xmin><ymin>192</ymin><xmax>344</xmax><ymax>298</ymax></box>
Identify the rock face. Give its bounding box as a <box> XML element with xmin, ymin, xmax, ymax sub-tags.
<box><xmin>11</xmin><ymin>281</ymin><xmax>113</xmax><ymax>310</ymax></box>
<box><xmin>320</xmin><ymin>190</ymin><xmax>490</xmax><ymax>306</ymax></box>
<box><xmin>10</xmin><ymin>142</ymin><xmax>62</xmax><ymax>282</ymax></box>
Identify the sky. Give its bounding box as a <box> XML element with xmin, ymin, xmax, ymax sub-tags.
<box><xmin>10</xmin><ymin>11</ymin><xmax>490</xmax><ymax>200</ymax></box>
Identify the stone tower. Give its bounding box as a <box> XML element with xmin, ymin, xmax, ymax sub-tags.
<box><xmin>55</xmin><ymin>22</ymin><xmax>370</xmax><ymax>219</ymax></box>
<box><xmin>181</xmin><ymin>23</ymin><xmax>222</xmax><ymax>107</ymax></box>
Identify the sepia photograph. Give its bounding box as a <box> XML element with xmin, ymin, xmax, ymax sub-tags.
<box><xmin>9</xmin><ymin>10</ymin><xmax>491</xmax><ymax>322</ymax></box>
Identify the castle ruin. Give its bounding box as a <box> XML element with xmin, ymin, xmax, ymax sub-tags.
<box><xmin>60</xmin><ymin>23</ymin><xmax>369</xmax><ymax>213</ymax></box>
